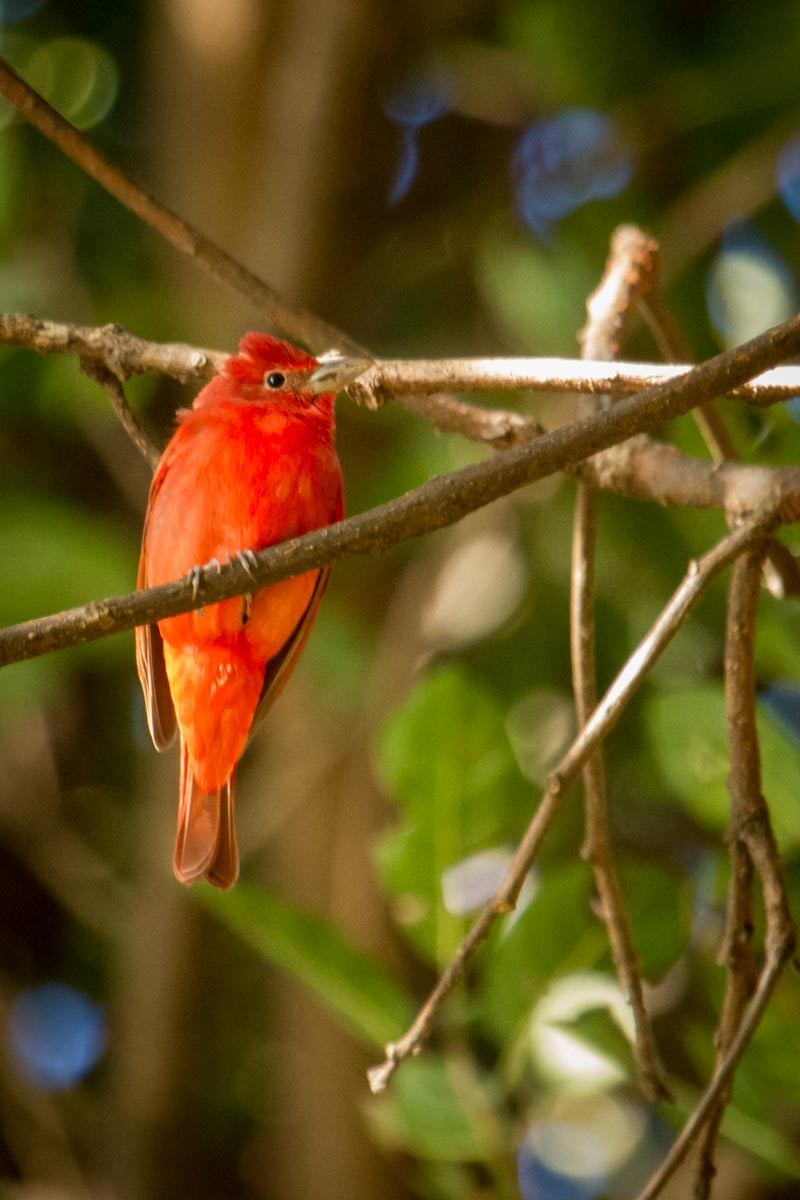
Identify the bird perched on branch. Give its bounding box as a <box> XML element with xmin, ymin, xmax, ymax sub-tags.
<box><xmin>136</xmin><ymin>333</ymin><xmax>369</xmax><ymax>889</ymax></box>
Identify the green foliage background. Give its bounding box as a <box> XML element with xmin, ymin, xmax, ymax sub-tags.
<box><xmin>1</xmin><ymin>3</ymin><xmax>800</xmax><ymax>1199</ymax></box>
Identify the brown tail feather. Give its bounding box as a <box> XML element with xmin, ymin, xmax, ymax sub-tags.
<box><xmin>174</xmin><ymin>741</ymin><xmax>239</xmax><ymax>890</ymax></box>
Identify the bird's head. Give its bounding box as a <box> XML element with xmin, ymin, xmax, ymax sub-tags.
<box><xmin>224</xmin><ymin>333</ymin><xmax>371</xmax><ymax>411</ymax></box>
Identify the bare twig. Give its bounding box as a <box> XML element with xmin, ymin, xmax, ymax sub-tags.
<box><xmin>636</xmin><ymin>545</ymin><xmax>797</xmax><ymax>1200</ymax></box>
<box><xmin>367</xmin><ymin>505</ymin><xmax>780</xmax><ymax>1092</ymax></box>
<box><xmin>639</xmin><ymin>291</ymin><xmax>739</xmax><ymax>464</ymax></box>
<box><xmin>695</xmin><ymin>548</ymin><xmax>762</xmax><ymax>1197</ymax></box>
<box><xmin>351</xmin><ymin>356</ymin><xmax>800</xmax><ymax>409</ymax></box>
<box><xmin>579</xmin><ymin>435</ymin><xmax>800</xmax><ymax>521</ymax></box>
<box><xmin>572</xmin><ymin>226</ymin><xmax>669</xmax><ymax>1102</ymax></box>
<box><xmin>4</xmin><ymin>313</ymin><xmax>800</xmax><ymax>667</ymax></box>
<box><xmin>0</xmin><ymin>312</ymin><xmax>225</xmax><ymax>382</ymax></box>
<box><xmin>4</xmin><ymin>313</ymin><xmax>800</xmax><ymax>406</ymax></box>
<box><xmin>635</xmin><ymin>945</ymin><xmax>793</xmax><ymax>1200</ymax></box>
<box><xmin>80</xmin><ymin>361</ymin><xmax>161</xmax><ymax>469</ymax></box>
<box><xmin>638</xmin><ymin>294</ymin><xmax>800</xmax><ymax>598</ymax></box>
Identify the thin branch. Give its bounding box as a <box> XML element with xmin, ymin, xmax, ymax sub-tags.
<box><xmin>353</xmin><ymin>357</ymin><xmax>800</xmax><ymax>409</ymax></box>
<box><xmin>397</xmin><ymin>391</ymin><xmax>544</xmax><ymax>449</ymax></box>
<box><xmin>5</xmin><ymin>313</ymin><xmax>800</xmax><ymax>668</ymax></box>
<box><xmin>639</xmin><ymin>291</ymin><xmax>740</xmax><ymax>464</ymax></box>
<box><xmin>0</xmin><ymin>312</ymin><xmax>225</xmax><ymax>382</ymax></box>
<box><xmin>572</xmin><ymin>225</ymin><xmax>669</xmax><ymax>1101</ymax></box>
<box><xmin>4</xmin><ymin>313</ymin><xmax>800</xmax><ymax>406</ymax></box>
<box><xmin>638</xmin><ymin>294</ymin><xmax>800</xmax><ymax>599</ymax></box>
<box><xmin>636</xmin><ymin>545</ymin><xmax>797</xmax><ymax>1200</ymax></box>
<box><xmin>579</xmin><ymin>436</ymin><xmax>800</xmax><ymax>524</ymax></box>
<box><xmin>80</xmin><ymin>361</ymin><xmax>161</xmax><ymax>469</ymax></box>
<box><xmin>367</xmin><ymin>505</ymin><xmax>780</xmax><ymax>1092</ymax></box>
<box><xmin>635</xmin><ymin>944</ymin><xmax>794</xmax><ymax>1200</ymax></box>
<box><xmin>695</xmin><ymin>548</ymin><xmax>762</xmax><ymax>1198</ymax></box>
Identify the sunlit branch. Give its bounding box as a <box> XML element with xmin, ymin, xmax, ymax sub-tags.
<box><xmin>352</xmin><ymin>355</ymin><xmax>800</xmax><ymax>408</ymax></box>
<box><xmin>367</xmin><ymin>505</ymin><xmax>780</xmax><ymax>1092</ymax></box>
<box><xmin>4</xmin><ymin>313</ymin><xmax>800</xmax><ymax>406</ymax></box>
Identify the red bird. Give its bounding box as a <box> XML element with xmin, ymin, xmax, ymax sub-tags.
<box><xmin>136</xmin><ymin>333</ymin><xmax>368</xmax><ymax>890</ymax></box>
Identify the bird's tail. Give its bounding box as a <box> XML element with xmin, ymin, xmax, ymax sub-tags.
<box><xmin>174</xmin><ymin>740</ymin><xmax>239</xmax><ymax>889</ymax></box>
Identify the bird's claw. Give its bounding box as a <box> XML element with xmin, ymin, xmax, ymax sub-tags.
<box><xmin>236</xmin><ymin>549</ymin><xmax>259</xmax><ymax>583</ymax></box>
<box><xmin>188</xmin><ymin>565</ymin><xmax>202</xmax><ymax>602</ymax></box>
<box><xmin>188</xmin><ymin>557</ymin><xmax>222</xmax><ymax>602</ymax></box>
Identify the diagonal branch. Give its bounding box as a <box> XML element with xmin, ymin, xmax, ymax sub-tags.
<box><xmin>635</xmin><ymin>942</ymin><xmax>794</xmax><ymax>1200</ymax></box>
<box><xmin>367</xmin><ymin>504</ymin><xmax>781</xmax><ymax>1093</ymax></box>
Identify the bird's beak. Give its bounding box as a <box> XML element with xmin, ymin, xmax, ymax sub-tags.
<box><xmin>307</xmin><ymin>351</ymin><xmax>373</xmax><ymax>395</ymax></box>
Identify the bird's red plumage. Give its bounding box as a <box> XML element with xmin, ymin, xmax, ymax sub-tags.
<box><xmin>136</xmin><ymin>334</ymin><xmax>344</xmax><ymax>889</ymax></box>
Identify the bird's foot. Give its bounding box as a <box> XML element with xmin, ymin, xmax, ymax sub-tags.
<box><xmin>188</xmin><ymin>557</ymin><xmax>222</xmax><ymax>602</ymax></box>
<box><xmin>236</xmin><ymin>549</ymin><xmax>260</xmax><ymax>583</ymax></box>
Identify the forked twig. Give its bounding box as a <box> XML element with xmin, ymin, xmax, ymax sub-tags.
<box><xmin>368</xmin><ymin>505</ymin><xmax>779</xmax><ymax>1092</ymax></box>
<box><xmin>636</xmin><ymin>946</ymin><xmax>794</xmax><ymax>1200</ymax></box>
<box><xmin>638</xmin><ymin>293</ymin><xmax>800</xmax><ymax>598</ymax></box>
<box><xmin>79</xmin><ymin>361</ymin><xmax>161</xmax><ymax>469</ymax></box>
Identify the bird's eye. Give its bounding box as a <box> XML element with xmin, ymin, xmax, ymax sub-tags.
<box><xmin>265</xmin><ymin>371</ymin><xmax>286</xmax><ymax>390</ymax></box>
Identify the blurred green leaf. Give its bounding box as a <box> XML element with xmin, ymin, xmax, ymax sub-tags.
<box><xmin>366</xmin><ymin>1056</ymin><xmax>507</xmax><ymax>1162</ymax></box>
<box><xmin>0</xmin><ymin>488</ymin><xmax>134</xmax><ymax>711</ymax></box>
<box><xmin>755</xmin><ymin>604</ymin><xmax>800</xmax><ymax>677</ymax></box>
<box><xmin>619</xmin><ymin>860</ymin><xmax>691</xmax><ymax>981</ymax></box>
<box><xmin>475</xmin><ymin>229</ymin><xmax>593</xmax><ymax>352</ymax></box>
<box><xmin>645</xmin><ymin>683</ymin><xmax>800</xmax><ymax>849</ymax></box>
<box><xmin>553</xmin><ymin>1004</ymin><xmax>636</xmax><ymax>1076</ymax></box>
<box><xmin>481</xmin><ymin>863</ymin><xmax>603</xmax><ymax>1044</ymax></box>
<box><xmin>375</xmin><ymin>665</ymin><xmax>529</xmax><ymax>964</ymax></box>
<box><xmin>0</xmin><ymin>490</ymin><xmax>133</xmax><ymax>625</ymax></box>
<box><xmin>197</xmin><ymin>884</ymin><xmax>413</xmax><ymax>1048</ymax></box>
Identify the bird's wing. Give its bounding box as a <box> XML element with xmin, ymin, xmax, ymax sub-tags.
<box><xmin>135</xmin><ymin>486</ymin><xmax>178</xmax><ymax>750</ymax></box>
<box><xmin>248</xmin><ymin>564</ymin><xmax>331</xmax><ymax>739</ymax></box>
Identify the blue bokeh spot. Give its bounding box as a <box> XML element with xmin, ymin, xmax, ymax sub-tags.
<box><xmin>7</xmin><ymin>982</ymin><xmax>106</xmax><ymax>1091</ymax></box>
<box><xmin>760</xmin><ymin>682</ymin><xmax>800</xmax><ymax>748</ymax></box>
<box><xmin>512</xmin><ymin>108</ymin><xmax>633</xmax><ymax>238</ymax></box>
<box><xmin>383</xmin><ymin>67</ymin><xmax>451</xmax><ymax>129</ymax></box>
<box><xmin>0</xmin><ymin>0</ymin><xmax>49</xmax><ymax>23</ymax></box>
<box><xmin>776</xmin><ymin>134</ymin><xmax>800</xmax><ymax>223</ymax></box>
<box><xmin>517</xmin><ymin>1131</ymin><xmax>607</xmax><ymax>1200</ymax></box>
